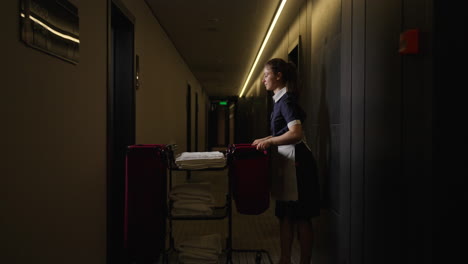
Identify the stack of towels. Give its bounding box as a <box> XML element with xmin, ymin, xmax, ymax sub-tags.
<box><xmin>170</xmin><ymin>182</ymin><xmax>215</xmax><ymax>216</ymax></box>
<box><xmin>177</xmin><ymin>233</ymin><xmax>222</xmax><ymax>264</ymax></box>
<box><xmin>175</xmin><ymin>151</ymin><xmax>226</xmax><ymax>169</ymax></box>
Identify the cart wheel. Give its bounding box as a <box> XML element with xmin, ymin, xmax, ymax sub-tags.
<box><xmin>255</xmin><ymin>252</ymin><xmax>262</xmax><ymax>264</ymax></box>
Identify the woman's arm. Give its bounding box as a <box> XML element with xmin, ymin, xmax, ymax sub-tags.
<box><xmin>255</xmin><ymin>124</ymin><xmax>303</xmax><ymax>150</ymax></box>
<box><xmin>252</xmin><ymin>135</ymin><xmax>272</xmax><ymax>145</ymax></box>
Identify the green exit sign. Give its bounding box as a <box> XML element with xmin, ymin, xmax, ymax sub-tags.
<box><xmin>219</xmin><ymin>101</ymin><xmax>228</xmax><ymax>106</ymax></box>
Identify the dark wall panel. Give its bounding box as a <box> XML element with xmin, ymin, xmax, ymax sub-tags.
<box><xmin>339</xmin><ymin>0</ymin><xmax>433</xmax><ymax>263</ymax></box>
<box><xmin>306</xmin><ymin>1</ymin><xmax>344</xmax><ymax>264</ymax></box>
<box><xmin>401</xmin><ymin>0</ymin><xmax>433</xmax><ymax>262</ymax></box>
<box><xmin>349</xmin><ymin>0</ymin><xmax>366</xmax><ymax>263</ymax></box>
<box><xmin>364</xmin><ymin>0</ymin><xmax>403</xmax><ymax>263</ymax></box>
<box><xmin>308</xmin><ymin>0</ymin><xmax>342</xmax><ymax>212</ymax></box>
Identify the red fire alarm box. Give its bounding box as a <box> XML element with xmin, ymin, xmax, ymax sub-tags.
<box><xmin>399</xmin><ymin>29</ymin><xmax>419</xmax><ymax>54</ymax></box>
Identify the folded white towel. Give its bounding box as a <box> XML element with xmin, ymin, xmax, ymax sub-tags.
<box><xmin>177</xmin><ymin>234</ymin><xmax>222</xmax><ymax>263</ymax></box>
<box><xmin>175</xmin><ymin>162</ymin><xmax>226</xmax><ymax>169</ymax></box>
<box><xmin>176</xmin><ymin>158</ymin><xmax>226</xmax><ymax>164</ymax></box>
<box><xmin>171</xmin><ymin>202</ymin><xmax>213</xmax><ymax>216</ymax></box>
<box><xmin>178</xmin><ymin>248</ymin><xmax>219</xmax><ymax>261</ymax></box>
<box><xmin>172</xmin><ymin>209</ymin><xmax>213</xmax><ymax>216</ymax></box>
<box><xmin>173</xmin><ymin>200</ymin><xmax>215</xmax><ymax>209</ymax></box>
<box><xmin>175</xmin><ymin>163</ymin><xmax>226</xmax><ymax>169</ymax></box>
<box><xmin>179</xmin><ymin>254</ymin><xmax>218</xmax><ymax>264</ymax></box>
<box><xmin>179</xmin><ymin>259</ymin><xmax>218</xmax><ymax>264</ymax></box>
<box><xmin>180</xmin><ymin>247</ymin><xmax>220</xmax><ymax>257</ymax></box>
<box><xmin>176</xmin><ymin>159</ymin><xmax>226</xmax><ymax>165</ymax></box>
<box><xmin>177</xmin><ymin>233</ymin><xmax>222</xmax><ymax>254</ymax></box>
<box><xmin>171</xmin><ymin>182</ymin><xmax>211</xmax><ymax>194</ymax></box>
<box><xmin>169</xmin><ymin>192</ymin><xmax>215</xmax><ymax>204</ymax></box>
<box><xmin>176</xmin><ymin>159</ymin><xmax>225</xmax><ymax>164</ymax></box>
<box><xmin>176</xmin><ymin>151</ymin><xmax>225</xmax><ymax>161</ymax></box>
<box><xmin>179</xmin><ymin>254</ymin><xmax>219</xmax><ymax>263</ymax></box>
<box><xmin>175</xmin><ymin>152</ymin><xmax>226</xmax><ymax>169</ymax></box>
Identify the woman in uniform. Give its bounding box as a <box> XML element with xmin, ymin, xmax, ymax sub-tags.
<box><xmin>252</xmin><ymin>58</ymin><xmax>320</xmax><ymax>264</ymax></box>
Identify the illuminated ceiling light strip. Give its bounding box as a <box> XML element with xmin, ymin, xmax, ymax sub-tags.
<box><xmin>21</xmin><ymin>13</ymin><xmax>80</xmax><ymax>44</ymax></box>
<box><xmin>238</xmin><ymin>0</ymin><xmax>287</xmax><ymax>98</ymax></box>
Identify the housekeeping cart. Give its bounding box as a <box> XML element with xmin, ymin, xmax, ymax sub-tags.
<box><xmin>164</xmin><ymin>144</ymin><xmax>273</xmax><ymax>264</ymax></box>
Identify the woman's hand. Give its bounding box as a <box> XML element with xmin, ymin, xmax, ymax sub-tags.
<box><xmin>255</xmin><ymin>138</ymin><xmax>272</xmax><ymax>150</ymax></box>
<box><xmin>252</xmin><ymin>138</ymin><xmax>264</xmax><ymax>145</ymax></box>
<box><xmin>252</xmin><ymin>136</ymin><xmax>272</xmax><ymax>146</ymax></box>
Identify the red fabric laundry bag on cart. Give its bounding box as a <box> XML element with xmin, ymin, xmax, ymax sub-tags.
<box><xmin>124</xmin><ymin>144</ymin><xmax>168</xmax><ymax>263</ymax></box>
<box><xmin>229</xmin><ymin>144</ymin><xmax>270</xmax><ymax>215</ymax></box>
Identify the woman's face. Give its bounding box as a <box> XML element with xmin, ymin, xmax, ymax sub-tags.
<box><xmin>263</xmin><ymin>66</ymin><xmax>282</xmax><ymax>91</ymax></box>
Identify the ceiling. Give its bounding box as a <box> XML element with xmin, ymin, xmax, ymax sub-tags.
<box><xmin>145</xmin><ymin>0</ymin><xmax>304</xmax><ymax>97</ymax></box>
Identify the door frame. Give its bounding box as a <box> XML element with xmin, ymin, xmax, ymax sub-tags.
<box><xmin>106</xmin><ymin>0</ymin><xmax>135</xmax><ymax>263</ymax></box>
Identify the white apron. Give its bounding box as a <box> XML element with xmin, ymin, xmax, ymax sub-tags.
<box><xmin>270</xmin><ymin>144</ymin><xmax>298</xmax><ymax>201</ymax></box>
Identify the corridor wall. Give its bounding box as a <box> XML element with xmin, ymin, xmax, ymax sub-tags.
<box><xmin>0</xmin><ymin>1</ymin><xmax>207</xmax><ymax>264</ymax></box>
<box><xmin>1</xmin><ymin>1</ymin><xmax>108</xmax><ymax>264</ymax></box>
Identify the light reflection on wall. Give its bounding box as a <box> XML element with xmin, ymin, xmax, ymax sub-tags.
<box><xmin>20</xmin><ymin>0</ymin><xmax>80</xmax><ymax>64</ymax></box>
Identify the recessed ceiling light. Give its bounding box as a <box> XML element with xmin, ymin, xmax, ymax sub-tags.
<box><xmin>239</xmin><ymin>0</ymin><xmax>287</xmax><ymax>97</ymax></box>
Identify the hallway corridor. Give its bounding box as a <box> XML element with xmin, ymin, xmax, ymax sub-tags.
<box><xmin>1</xmin><ymin>0</ymin><xmax>440</xmax><ymax>263</ymax></box>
